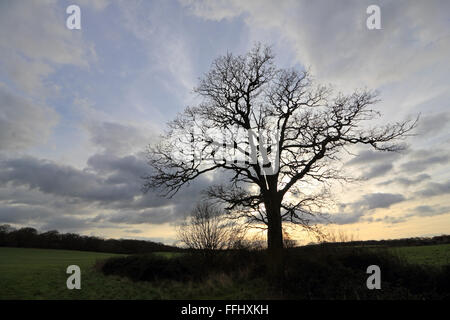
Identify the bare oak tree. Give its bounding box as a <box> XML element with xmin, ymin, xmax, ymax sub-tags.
<box><xmin>144</xmin><ymin>44</ymin><xmax>417</xmax><ymax>278</ymax></box>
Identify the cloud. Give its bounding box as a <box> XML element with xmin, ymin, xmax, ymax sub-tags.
<box><xmin>93</xmin><ymin>207</ymin><xmax>179</xmax><ymax>225</ymax></box>
<box><xmin>0</xmin><ymin>156</ymin><xmax>137</xmax><ymax>203</ymax></box>
<box><xmin>400</xmin><ymin>150</ymin><xmax>449</xmax><ymax>173</ymax></box>
<box><xmin>415</xmin><ymin>180</ymin><xmax>450</xmax><ymax>197</ymax></box>
<box><xmin>408</xmin><ymin>205</ymin><xmax>450</xmax><ymax>217</ymax></box>
<box><xmin>0</xmin><ymin>205</ymin><xmax>53</xmax><ymax>225</ymax></box>
<box><xmin>39</xmin><ymin>215</ymin><xmax>92</xmax><ymax>232</ymax></box>
<box><xmin>1</xmin><ymin>0</ymin><xmax>448</xmax><ymax>239</ymax></box>
<box><xmin>346</xmin><ymin>150</ymin><xmax>404</xmax><ymax>166</ymax></box>
<box><xmin>0</xmin><ymin>151</ymin><xmax>223</xmax><ymax>231</ymax></box>
<box><xmin>87</xmin><ymin>153</ymin><xmax>149</xmax><ymax>181</ymax></box>
<box><xmin>345</xmin><ymin>150</ymin><xmax>404</xmax><ymax>179</ymax></box>
<box><xmin>330</xmin><ymin>192</ymin><xmax>406</xmax><ymax>225</ymax></box>
<box><xmin>180</xmin><ymin>0</ymin><xmax>450</xmax><ymax>231</ymax></box>
<box><xmin>378</xmin><ymin>173</ymin><xmax>431</xmax><ymax>187</ymax></box>
<box><xmin>87</xmin><ymin>121</ymin><xmax>155</xmax><ymax>155</ymax></box>
<box><xmin>374</xmin><ymin>215</ymin><xmax>408</xmax><ymax>224</ymax></box>
<box><xmin>331</xmin><ymin>211</ymin><xmax>365</xmax><ymax>225</ymax></box>
<box><xmin>377</xmin><ymin>204</ymin><xmax>450</xmax><ymax>225</ymax></box>
<box><xmin>361</xmin><ymin>163</ymin><xmax>394</xmax><ymax>180</ymax></box>
<box><xmin>0</xmin><ymin>84</ymin><xmax>58</xmax><ymax>151</ymax></box>
<box><xmin>181</xmin><ymin>0</ymin><xmax>450</xmax><ymax>92</ymax></box>
<box><xmin>415</xmin><ymin>112</ymin><xmax>450</xmax><ymax>138</ymax></box>
<box><xmin>118</xmin><ymin>0</ymin><xmax>197</xmax><ymax>95</ymax></box>
<box><xmin>0</xmin><ymin>0</ymin><xmax>96</xmax><ymax>95</ymax></box>
<box><xmin>359</xmin><ymin>193</ymin><xmax>406</xmax><ymax>210</ymax></box>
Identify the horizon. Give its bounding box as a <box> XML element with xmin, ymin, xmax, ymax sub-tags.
<box><xmin>2</xmin><ymin>224</ymin><xmax>449</xmax><ymax>247</ymax></box>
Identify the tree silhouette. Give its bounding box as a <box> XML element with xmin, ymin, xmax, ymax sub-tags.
<box><xmin>143</xmin><ymin>44</ymin><xmax>417</xmax><ymax>280</ymax></box>
<box><xmin>177</xmin><ymin>202</ymin><xmax>246</xmax><ymax>251</ymax></box>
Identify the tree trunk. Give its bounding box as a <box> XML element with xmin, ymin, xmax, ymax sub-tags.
<box><xmin>265</xmin><ymin>195</ymin><xmax>284</xmax><ymax>287</ymax></box>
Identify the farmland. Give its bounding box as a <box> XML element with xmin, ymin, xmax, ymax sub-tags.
<box><xmin>391</xmin><ymin>244</ymin><xmax>450</xmax><ymax>266</ymax></box>
<box><xmin>0</xmin><ymin>247</ymin><xmax>263</xmax><ymax>299</ymax></box>
<box><xmin>0</xmin><ymin>245</ymin><xmax>449</xmax><ymax>300</ymax></box>
<box><xmin>0</xmin><ymin>247</ymin><xmax>160</xmax><ymax>299</ymax></box>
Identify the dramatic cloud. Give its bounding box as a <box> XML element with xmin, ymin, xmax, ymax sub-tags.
<box><xmin>0</xmin><ymin>1</ymin><xmax>449</xmax><ymax>240</ymax></box>
<box><xmin>330</xmin><ymin>192</ymin><xmax>406</xmax><ymax>225</ymax></box>
<box><xmin>0</xmin><ymin>156</ymin><xmax>137</xmax><ymax>203</ymax></box>
<box><xmin>0</xmin><ymin>152</ymin><xmax>225</xmax><ymax>231</ymax></box>
<box><xmin>415</xmin><ymin>180</ymin><xmax>450</xmax><ymax>197</ymax></box>
<box><xmin>400</xmin><ymin>151</ymin><xmax>449</xmax><ymax>173</ymax></box>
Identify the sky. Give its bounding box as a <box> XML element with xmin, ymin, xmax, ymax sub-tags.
<box><xmin>0</xmin><ymin>0</ymin><xmax>449</xmax><ymax>245</ymax></box>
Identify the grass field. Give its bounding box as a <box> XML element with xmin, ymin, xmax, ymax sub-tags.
<box><xmin>0</xmin><ymin>247</ymin><xmax>165</xmax><ymax>299</ymax></box>
<box><xmin>0</xmin><ymin>247</ymin><xmax>263</xmax><ymax>299</ymax></box>
<box><xmin>1</xmin><ymin>244</ymin><xmax>449</xmax><ymax>299</ymax></box>
<box><xmin>391</xmin><ymin>244</ymin><xmax>450</xmax><ymax>266</ymax></box>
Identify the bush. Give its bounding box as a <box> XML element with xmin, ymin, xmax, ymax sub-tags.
<box><xmin>99</xmin><ymin>247</ymin><xmax>450</xmax><ymax>299</ymax></box>
<box><xmin>102</xmin><ymin>254</ymin><xmax>191</xmax><ymax>282</ymax></box>
<box><xmin>101</xmin><ymin>250</ymin><xmax>266</xmax><ymax>283</ymax></box>
<box><xmin>283</xmin><ymin>246</ymin><xmax>450</xmax><ymax>299</ymax></box>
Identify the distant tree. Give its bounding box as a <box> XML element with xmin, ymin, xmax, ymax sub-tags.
<box><xmin>0</xmin><ymin>225</ymin><xmax>182</xmax><ymax>253</ymax></box>
<box><xmin>10</xmin><ymin>227</ymin><xmax>38</xmax><ymax>247</ymax></box>
<box><xmin>0</xmin><ymin>224</ymin><xmax>15</xmax><ymax>233</ymax></box>
<box><xmin>0</xmin><ymin>224</ymin><xmax>15</xmax><ymax>245</ymax></box>
<box><xmin>322</xmin><ymin>227</ymin><xmax>358</xmax><ymax>244</ymax></box>
<box><xmin>177</xmin><ymin>202</ymin><xmax>246</xmax><ymax>251</ymax></box>
<box><xmin>39</xmin><ymin>230</ymin><xmax>61</xmax><ymax>248</ymax></box>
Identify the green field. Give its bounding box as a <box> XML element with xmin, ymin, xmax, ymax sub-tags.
<box><xmin>1</xmin><ymin>245</ymin><xmax>449</xmax><ymax>299</ymax></box>
<box><xmin>0</xmin><ymin>247</ymin><xmax>173</xmax><ymax>299</ymax></box>
<box><xmin>0</xmin><ymin>247</ymin><xmax>262</xmax><ymax>299</ymax></box>
<box><xmin>391</xmin><ymin>244</ymin><xmax>450</xmax><ymax>266</ymax></box>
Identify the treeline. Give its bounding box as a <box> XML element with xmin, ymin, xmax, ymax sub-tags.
<box><xmin>0</xmin><ymin>225</ymin><xmax>182</xmax><ymax>254</ymax></box>
<box><xmin>318</xmin><ymin>234</ymin><xmax>450</xmax><ymax>248</ymax></box>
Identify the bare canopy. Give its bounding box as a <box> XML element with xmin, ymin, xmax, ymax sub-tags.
<box><xmin>177</xmin><ymin>202</ymin><xmax>246</xmax><ymax>251</ymax></box>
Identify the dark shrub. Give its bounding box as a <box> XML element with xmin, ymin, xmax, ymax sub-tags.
<box><xmin>102</xmin><ymin>254</ymin><xmax>191</xmax><ymax>282</ymax></box>
<box><xmin>436</xmin><ymin>264</ymin><xmax>450</xmax><ymax>298</ymax></box>
<box><xmin>100</xmin><ymin>247</ymin><xmax>450</xmax><ymax>299</ymax></box>
<box><xmin>101</xmin><ymin>250</ymin><xmax>267</xmax><ymax>282</ymax></box>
